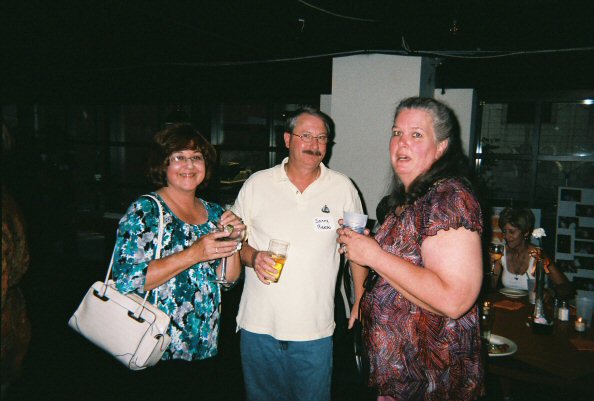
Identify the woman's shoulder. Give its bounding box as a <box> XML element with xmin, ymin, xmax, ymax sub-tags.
<box><xmin>424</xmin><ymin>177</ymin><xmax>478</xmax><ymax>207</ymax></box>
<box><xmin>138</xmin><ymin>193</ymin><xmax>165</xmax><ymax>213</ymax></box>
<box><xmin>432</xmin><ymin>177</ymin><xmax>473</xmax><ymax>193</ymax></box>
<box><xmin>120</xmin><ymin>193</ymin><xmax>162</xmax><ymax>222</ymax></box>
<box><xmin>417</xmin><ymin>177</ymin><xmax>483</xmax><ymax>235</ymax></box>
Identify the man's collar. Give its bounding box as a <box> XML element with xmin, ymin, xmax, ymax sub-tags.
<box><xmin>273</xmin><ymin>157</ymin><xmax>327</xmax><ymax>182</ymax></box>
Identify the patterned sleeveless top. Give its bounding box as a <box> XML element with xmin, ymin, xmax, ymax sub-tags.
<box><xmin>360</xmin><ymin>178</ymin><xmax>484</xmax><ymax>400</ymax></box>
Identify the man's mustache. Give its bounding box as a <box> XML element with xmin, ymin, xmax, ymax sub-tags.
<box><xmin>303</xmin><ymin>150</ymin><xmax>322</xmax><ymax>156</ymax></box>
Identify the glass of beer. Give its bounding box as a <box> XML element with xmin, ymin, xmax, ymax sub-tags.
<box><xmin>488</xmin><ymin>243</ymin><xmax>504</xmax><ymax>272</ymax></box>
<box><xmin>268</xmin><ymin>239</ymin><xmax>289</xmax><ymax>283</ymax></box>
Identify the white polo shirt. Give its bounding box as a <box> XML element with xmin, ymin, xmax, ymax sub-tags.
<box><xmin>234</xmin><ymin>158</ymin><xmax>363</xmax><ymax>341</ymax></box>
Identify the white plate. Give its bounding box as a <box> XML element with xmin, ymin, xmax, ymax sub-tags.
<box><xmin>488</xmin><ymin>334</ymin><xmax>517</xmax><ymax>357</ymax></box>
<box><xmin>499</xmin><ymin>288</ymin><xmax>528</xmax><ymax>298</ymax></box>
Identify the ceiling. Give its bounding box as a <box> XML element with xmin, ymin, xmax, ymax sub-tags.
<box><xmin>3</xmin><ymin>0</ymin><xmax>593</xmax><ymax>101</ymax></box>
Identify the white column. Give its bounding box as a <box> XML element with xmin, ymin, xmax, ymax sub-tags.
<box><xmin>323</xmin><ymin>54</ymin><xmax>436</xmax><ymax>220</ymax></box>
<box><xmin>435</xmin><ymin>88</ymin><xmax>476</xmax><ymax>157</ymax></box>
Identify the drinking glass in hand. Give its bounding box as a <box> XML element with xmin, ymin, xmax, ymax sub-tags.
<box><xmin>268</xmin><ymin>239</ymin><xmax>289</xmax><ymax>283</ymax></box>
<box><xmin>488</xmin><ymin>243</ymin><xmax>504</xmax><ymax>272</ymax></box>
<box><xmin>343</xmin><ymin>211</ymin><xmax>368</xmax><ymax>234</ymax></box>
<box><xmin>487</xmin><ymin>243</ymin><xmax>503</xmax><ymax>287</ymax></box>
<box><xmin>341</xmin><ymin>211</ymin><xmax>368</xmax><ymax>255</ymax></box>
<box><xmin>211</xmin><ymin>222</ymin><xmax>243</xmax><ymax>285</ymax></box>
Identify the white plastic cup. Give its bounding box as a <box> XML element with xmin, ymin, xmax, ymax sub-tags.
<box><xmin>343</xmin><ymin>211</ymin><xmax>368</xmax><ymax>234</ymax></box>
<box><xmin>575</xmin><ymin>296</ymin><xmax>594</xmax><ymax>328</ymax></box>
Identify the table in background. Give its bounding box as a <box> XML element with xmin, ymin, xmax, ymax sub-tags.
<box><xmin>485</xmin><ymin>291</ymin><xmax>594</xmax><ymax>393</ymax></box>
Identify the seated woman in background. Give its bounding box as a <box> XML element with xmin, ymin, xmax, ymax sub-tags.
<box><xmin>492</xmin><ymin>207</ymin><xmax>574</xmax><ymax>300</ymax></box>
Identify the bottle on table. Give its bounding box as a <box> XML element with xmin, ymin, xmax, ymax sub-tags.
<box><xmin>558</xmin><ymin>301</ymin><xmax>569</xmax><ymax>321</ymax></box>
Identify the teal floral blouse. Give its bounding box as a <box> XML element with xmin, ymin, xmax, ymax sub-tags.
<box><xmin>113</xmin><ymin>193</ymin><xmax>223</xmax><ymax>361</ymax></box>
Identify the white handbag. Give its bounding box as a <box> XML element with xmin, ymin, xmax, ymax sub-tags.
<box><xmin>68</xmin><ymin>194</ymin><xmax>171</xmax><ymax>370</ymax></box>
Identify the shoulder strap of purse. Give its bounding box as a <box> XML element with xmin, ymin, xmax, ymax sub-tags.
<box><xmin>102</xmin><ymin>193</ymin><xmax>165</xmax><ymax>305</ymax></box>
<box><xmin>143</xmin><ymin>194</ymin><xmax>165</xmax><ymax>259</ymax></box>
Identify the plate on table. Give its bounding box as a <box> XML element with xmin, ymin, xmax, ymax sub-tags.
<box><xmin>499</xmin><ymin>288</ymin><xmax>528</xmax><ymax>298</ymax></box>
<box><xmin>488</xmin><ymin>334</ymin><xmax>517</xmax><ymax>357</ymax></box>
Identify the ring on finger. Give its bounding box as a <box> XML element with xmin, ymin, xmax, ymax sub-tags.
<box><xmin>215</xmin><ymin>247</ymin><xmax>219</xmax><ymax>253</ymax></box>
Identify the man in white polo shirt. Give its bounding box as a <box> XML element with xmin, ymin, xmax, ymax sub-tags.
<box><xmin>232</xmin><ymin>107</ymin><xmax>363</xmax><ymax>401</ymax></box>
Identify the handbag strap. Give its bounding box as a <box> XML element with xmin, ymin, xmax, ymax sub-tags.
<box><xmin>143</xmin><ymin>194</ymin><xmax>165</xmax><ymax>260</ymax></box>
<box><xmin>102</xmin><ymin>193</ymin><xmax>165</xmax><ymax>306</ymax></box>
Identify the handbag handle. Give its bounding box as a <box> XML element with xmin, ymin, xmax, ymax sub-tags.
<box><xmin>102</xmin><ymin>194</ymin><xmax>165</xmax><ymax>307</ymax></box>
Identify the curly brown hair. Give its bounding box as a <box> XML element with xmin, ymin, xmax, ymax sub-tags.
<box><xmin>147</xmin><ymin>123</ymin><xmax>217</xmax><ymax>189</ymax></box>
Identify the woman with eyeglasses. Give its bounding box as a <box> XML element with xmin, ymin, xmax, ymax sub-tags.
<box><xmin>338</xmin><ymin>97</ymin><xmax>484</xmax><ymax>400</ymax></box>
<box><xmin>112</xmin><ymin>123</ymin><xmax>244</xmax><ymax>399</ymax></box>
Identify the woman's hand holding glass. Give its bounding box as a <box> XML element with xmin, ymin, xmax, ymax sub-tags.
<box><xmin>337</xmin><ymin>219</ymin><xmax>378</xmax><ymax>331</ymax></box>
<box><xmin>336</xmin><ymin>218</ymin><xmax>377</xmax><ymax>266</ymax></box>
<box><xmin>182</xmin><ymin>210</ymin><xmax>245</xmax><ymax>267</ymax></box>
<box><xmin>487</xmin><ymin>243</ymin><xmax>504</xmax><ymax>289</ymax></box>
<box><xmin>488</xmin><ymin>243</ymin><xmax>504</xmax><ymax>271</ymax></box>
<box><xmin>216</xmin><ymin>209</ymin><xmax>246</xmax><ymax>243</ymax></box>
<box><xmin>192</xmin><ymin>228</ymin><xmax>239</xmax><ymax>262</ymax></box>
<box><xmin>211</xmin><ymin>210</ymin><xmax>245</xmax><ymax>285</ymax></box>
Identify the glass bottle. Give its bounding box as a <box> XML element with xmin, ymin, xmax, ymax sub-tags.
<box><xmin>558</xmin><ymin>301</ymin><xmax>569</xmax><ymax>321</ymax></box>
<box><xmin>480</xmin><ymin>301</ymin><xmax>495</xmax><ymax>347</ymax></box>
<box><xmin>533</xmin><ymin>259</ymin><xmax>546</xmax><ymax>321</ymax></box>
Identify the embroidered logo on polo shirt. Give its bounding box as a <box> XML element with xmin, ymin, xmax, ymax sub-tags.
<box><xmin>321</xmin><ymin>205</ymin><xmax>330</xmax><ymax>213</ymax></box>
